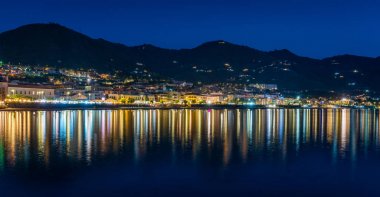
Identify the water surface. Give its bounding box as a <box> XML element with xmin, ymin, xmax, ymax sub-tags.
<box><xmin>0</xmin><ymin>109</ymin><xmax>380</xmax><ymax>196</ymax></box>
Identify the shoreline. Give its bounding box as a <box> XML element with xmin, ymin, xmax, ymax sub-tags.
<box><xmin>0</xmin><ymin>103</ymin><xmax>377</xmax><ymax>111</ymax></box>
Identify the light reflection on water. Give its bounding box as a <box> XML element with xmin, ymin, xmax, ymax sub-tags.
<box><xmin>0</xmin><ymin>109</ymin><xmax>379</xmax><ymax>172</ymax></box>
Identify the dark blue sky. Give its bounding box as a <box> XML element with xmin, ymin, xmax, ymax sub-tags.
<box><xmin>1</xmin><ymin>0</ymin><xmax>379</xmax><ymax>58</ymax></box>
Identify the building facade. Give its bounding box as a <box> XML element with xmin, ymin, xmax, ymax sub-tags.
<box><xmin>8</xmin><ymin>84</ymin><xmax>56</xmax><ymax>99</ymax></box>
<box><xmin>0</xmin><ymin>82</ymin><xmax>8</xmax><ymax>101</ymax></box>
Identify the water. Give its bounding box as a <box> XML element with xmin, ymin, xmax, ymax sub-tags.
<box><xmin>1</xmin><ymin>109</ymin><xmax>380</xmax><ymax>196</ymax></box>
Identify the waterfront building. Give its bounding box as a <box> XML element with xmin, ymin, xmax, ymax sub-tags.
<box><xmin>204</xmin><ymin>94</ymin><xmax>223</xmax><ymax>104</ymax></box>
<box><xmin>0</xmin><ymin>82</ymin><xmax>7</xmax><ymax>101</ymax></box>
<box><xmin>0</xmin><ymin>75</ymin><xmax>8</xmax><ymax>101</ymax></box>
<box><xmin>69</xmin><ymin>93</ymin><xmax>88</xmax><ymax>100</ymax></box>
<box><xmin>183</xmin><ymin>94</ymin><xmax>222</xmax><ymax>104</ymax></box>
<box><xmin>7</xmin><ymin>84</ymin><xmax>56</xmax><ymax>99</ymax></box>
<box><xmin>183</xmin><ymin>94</ymin><xmax>203</xmax><ymax>104</ymax></box>
<box><xmin>108</xmin><ymin>93</ymin><xmax>145</xmax><ymax>103</ymax></box>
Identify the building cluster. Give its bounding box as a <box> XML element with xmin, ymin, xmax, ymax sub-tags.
<box><xmin>0</xmin><ymin>63</ymin><xmax>379</xmax><ymax>108</ymax></box>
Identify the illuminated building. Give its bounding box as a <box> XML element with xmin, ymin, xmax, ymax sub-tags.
<box><xmin>0</xmin><ymin>82</ymin><xmax>7</xmax><ymax>101</ymax></box>
<box><xmin>7</xmin><ymin>84</ymin><xmax>56</xmax><ymax>99</ymax></box>
<box><xmin>183</xmin><ymin>94</ymin><xmax>222</xmax><ymax>104</ymax></box>
<box><xmin>0</xmin><ymin>75</ymin><xmax>8</xmax><ymax>101</ymax></box>
<box><xmin>108</xmin><ymin>94</ymin><xmax>145</xmax><ymax>102</ymax></box>
<box><xmin>249</xmin><ymin>83</ymin><xmax>278</xmax><ymax>90</ymax></box>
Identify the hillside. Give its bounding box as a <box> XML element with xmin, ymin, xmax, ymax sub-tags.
<box><xmin>0</xmin><ymin>23</ymin><xmax>379</xmax><ymax>91</ymax></box>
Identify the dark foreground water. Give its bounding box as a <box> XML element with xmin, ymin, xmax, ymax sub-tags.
<box><xmin>1</xmin><ymin>109</ymin><xmax>380</xmax><ymax>196</ymax></box>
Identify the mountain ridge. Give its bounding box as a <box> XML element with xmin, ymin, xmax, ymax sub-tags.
<box><xmin>0</xmin><ymin>23</ymin><xmax>379</xmax><ymax>91</ymax></box>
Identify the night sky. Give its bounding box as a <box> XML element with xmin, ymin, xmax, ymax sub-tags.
<box><xmin>1</xmin><ymin>0</ymin><xmax>379</xmax><ymax>58</ymax></box>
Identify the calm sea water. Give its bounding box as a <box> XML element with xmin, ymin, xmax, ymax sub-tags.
<box><xmin>1</xmin><ymin>109</ymin><xmax>380</xmax><ymax>196</ymax></box>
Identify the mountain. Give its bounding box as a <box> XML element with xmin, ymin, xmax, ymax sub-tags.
<box><xmin>0</xmin><ymin>23</ymin><xmax>140</xmax><ymax>70</ymax></box>
<box><xmin>0</xmin><ymin>23</ymin><xmax>379</xmax><ymax>91</ymax></box>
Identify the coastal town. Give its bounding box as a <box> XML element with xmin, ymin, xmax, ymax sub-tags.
<box><xmin>0</xmin><ymin>62</ymin><xmax>378</xmax><ymax>109</ymax></box>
